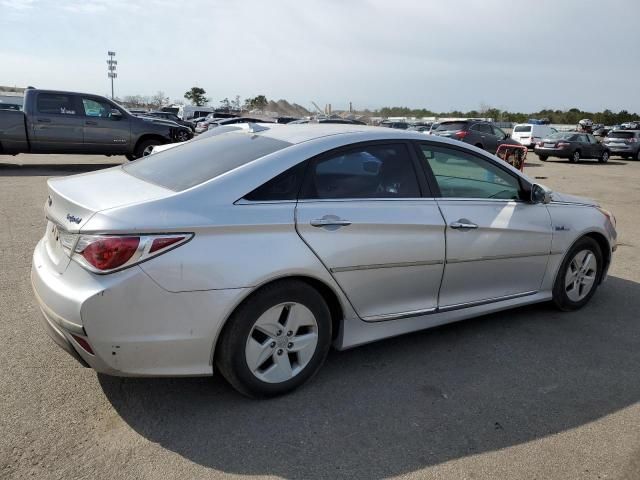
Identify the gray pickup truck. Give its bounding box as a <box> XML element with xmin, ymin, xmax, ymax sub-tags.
<box><xmin>0</xmin><ymin>88</ymin><xmax>193</xmax><ymax>160</ymax></box>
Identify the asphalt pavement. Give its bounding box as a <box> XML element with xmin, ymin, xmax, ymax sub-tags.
<box><xmin>1</xmin><ymin>152</ymin><xmax>639</xmax><ymax>479</ymax></box>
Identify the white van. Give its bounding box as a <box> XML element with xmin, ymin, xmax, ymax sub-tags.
<box><xmin>511</xmin><ymin>124</ymin><xmax>556</xmax><ymax>148</ymax></box>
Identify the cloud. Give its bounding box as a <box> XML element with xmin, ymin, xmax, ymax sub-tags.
<box><xmin>1</xmin><ymin>0</ymin><xmax>640</xmax><ymax>112</ymax></box>
<box><xmin>0</xmin><ymin>0</ymin><xmax>35</xmax><ymax>9</ymax></box>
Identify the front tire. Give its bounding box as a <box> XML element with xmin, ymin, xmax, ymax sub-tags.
<box><xmin>570</xmin><ymin>150</ymin><xmax>581</xmax><ymax>163</ymax></box>
<box><xmin>552</xmin><ymin>237</ymin><xmax>603</xmax><ymax>311</ymax></box>
<box><xmin>216</xmin><ymin>280</ymin><xmax>332</xmax><ymax>398</ymax></box>
<box><xmin>134</xmin><ymin>138</ymin><xmax>162</xmax><ymax>159</ymax></box>
<box><xmin>635</xmin><ymin>150</ymin><xmax>640</xmax><ymax>161</ymax></box>
<box><xmin>539</xmin><ymin>155</ymin><xmax>548</xmax><ymax>161</ymax></box>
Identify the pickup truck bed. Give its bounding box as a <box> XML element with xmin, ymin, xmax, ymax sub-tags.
<box><xmin>0</xmin><ymin>110</ymin><xmax>29</xmax><ymax>153</ymax></box>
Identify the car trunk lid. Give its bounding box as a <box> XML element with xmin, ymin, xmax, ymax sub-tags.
<box><xmin>43</xmin><ymin>166</ymin><xmax>172</xmax><ymax>273</ymax></box>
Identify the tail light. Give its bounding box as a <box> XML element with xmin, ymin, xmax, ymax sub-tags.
<box><xmin>454</xmin><ymin>130</ymin><xmax>469</xmax><ymax>140</ymax></box>
<box><xmin>72</xmin><ymin>234</ymin><xmax>193</xmax><ymax>274</ymax></box>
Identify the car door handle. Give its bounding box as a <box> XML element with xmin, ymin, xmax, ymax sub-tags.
<box><xmin>85</xmin><ymin>120</ymin><xmax>98</xmax><ymax>126</ymax></box>
<box><xmin>37</xmin><ymin>118</ymin><xmax>51</xmax><ymax>123</ymax></box>
<box><xmin>450</xmin><ymin>220</ymin><xmax>478</xmax><ymax>230</ymax></box>
<box><xmin>310</xmin><ymin>217</ymin><xmax>352</xmax><ymax>228</ymax></box>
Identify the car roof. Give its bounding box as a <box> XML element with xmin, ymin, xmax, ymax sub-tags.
<box><xmin>247</xmin><ymin>123</ymin><xmax>440</xmax><ymax>145</ymax></box>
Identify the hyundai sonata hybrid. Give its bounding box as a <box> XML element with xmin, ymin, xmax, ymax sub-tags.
<box><xmin>32</xmin><ymin>124</ymin><xmax>617</xmax><ymax>397</ymax></box>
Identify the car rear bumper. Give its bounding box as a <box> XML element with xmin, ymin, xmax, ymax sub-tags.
<box><xmin>34</xmin><ymin>282</ymin><xmax>90</xmax><ymax>368</ymax></box>
<box><xmin>534</xmin><ymin>147</ymin><xmax>571</xmax><ymax>157</ymax></box>
<box><xmin>31</xmin><ymin>237</ymin><xmax>249</xmax><ymax>377</ymax></box>
<box><xmin>605</xmin><ymin>145</ymin><xmax>637</xmax><ymax>155</ymax></box>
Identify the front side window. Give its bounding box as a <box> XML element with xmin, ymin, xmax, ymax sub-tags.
<box><xmin>37</xmin><ymin>93</ymin><xmax>77</xmax><ymax>115</ymax></box>
<box><xmin>492</xmin><ymin>126</ymin><xmax>506</xmax><ymax>138</ymax></box>
<box><xmin>301</xmin><ymin>144</ymin><xmax>420</xmax><ymax>199</ymax></box>
<box><xmin>82</xmin><ymin>98</ymin><xmax>113</xmax><ymax>118</ymax></box>
<box><xmin>587</xmin><ymin>135</ymin><xmax>598</xmax><ymax>144</ymax></box>
<box><xmin>418</xmin><ymin>144</ymin><xmax>521</xmax><ymax>200</ymax></box>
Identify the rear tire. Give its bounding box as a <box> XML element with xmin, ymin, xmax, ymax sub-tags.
<box><xmin>176</xmin><ymin>130</ymin><xmax>191</xmax><ymax>142</ymax></box>
<box><xmin>216</xmin><ymin>280</ymin><xmax>332</xmax><ymax>398</ymax></box>
<box><xmin>552</xmin><ymin>237</ymin><xmax>603</xmax><ymax>311</ymax></box>
<box><xmin>599</xmin><ymin>150</ymin><xmax>609</xmax><ymax>163</ymax></box>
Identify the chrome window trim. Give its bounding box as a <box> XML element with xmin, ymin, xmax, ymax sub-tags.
<box><xmin>234</xmin><ymin>198</ymin><xmax>297</xmax><ymax>205</ymax></box>
<box><xmin>296</xmin><ymin>197</ymin><xmax>438</xmax><ymax>204</ymax></box>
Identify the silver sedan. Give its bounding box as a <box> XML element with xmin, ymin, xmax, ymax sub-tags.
<box><xmin>32</xmin><ymin>124</ymin><xmax>617</xmax><ymax>397</ymax></box>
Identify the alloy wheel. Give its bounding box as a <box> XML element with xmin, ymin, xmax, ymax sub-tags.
<box><xmin>245</xmin><ymin>302</ymin><xmax>319</xmax><ymax>384</ymax></box>
<box><xmin>564</xmin><ymin>249</ymin><xmax>598</xmax><ymax>302</ymax></box>
<box><xmin>177</xmin><ymin>131</ymin><xmax>190</xmax><ymax>142</ymax></box>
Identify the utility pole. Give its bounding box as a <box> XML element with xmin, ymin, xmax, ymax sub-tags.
<box><xmin>107</xmin><ymin>51</ymin><xmax>117</xmax><ymax>99</ymax></box>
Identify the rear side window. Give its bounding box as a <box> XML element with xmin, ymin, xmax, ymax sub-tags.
<box><xmin>301</xmin><ymin>143</ymin><xmax>420</xmax><ymax>199</ymax></box>
<box><xmin>244</xmin><ymin>162</ymin><xmax>307</xmax><ymax>201</ymax></box>
<box><xmin>471</xmin><ymin>123</ymin><xmax>492</xmax><ymax>134</ymax></box>
<box><xmin>514</xmin><ymin>125</ymin><xmax>532</xmax><ymax>132</ymax></box>
<box><xmin>37</xmin><ymin>94</ymin><xmax>77</xmax><ymax>115</ymax></box>
<box><xmin>124</xmin><ymin>132</ymin><xmax>292</xmax><ymax>191</ymax></box>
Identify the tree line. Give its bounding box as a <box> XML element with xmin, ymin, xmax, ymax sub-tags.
<box><xmin>377</xmin><ymin>106</ymin><xmax>640</xmax><ymax>125</ymax></box>
<box><xmin>117</xmin><ymin>87</ymin><xmax>269</xmax><ymax>113</ymax></box>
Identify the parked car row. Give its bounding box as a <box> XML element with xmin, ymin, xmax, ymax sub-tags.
<box><xmin>195</xmin><ymin>115</ymin><xmax>275</xmax><ymax>133</ymax></box>
<box><xmin>134</xmin><ymin>111</ymin><xmax>198</xmax><ymax>132</ymax></box>
<box><xmin>533</xmin><ymin>129</ymin><xmax>640</xmax><ymax>162</ymax></box>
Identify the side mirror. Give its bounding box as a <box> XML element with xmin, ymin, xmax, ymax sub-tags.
<box><xmin>110</xmin><ymin>109</ymin><xmax>123</xmax><ymax>120</ymax></box>
<box><xmin>530</xmin><ymin>183</ymin><xmax>551</xmax><ymax>204</ymax></box>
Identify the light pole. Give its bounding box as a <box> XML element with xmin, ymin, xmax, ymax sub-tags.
<box><xmin>107</xmin><ymin>51</ymin><xmax>117</xmax><ymax>99</ymax></box>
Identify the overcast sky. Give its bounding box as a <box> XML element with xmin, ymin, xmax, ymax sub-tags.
<box><xmin>2</xmin><ymin>0</ymin><xmax>639</xmax><ymax>113</ymax></box>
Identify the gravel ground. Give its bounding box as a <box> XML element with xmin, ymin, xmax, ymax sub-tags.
<box><xmin>1</xmin><ymin>152</ymin><xmax>639</xmax><ymax>480</ymax></box>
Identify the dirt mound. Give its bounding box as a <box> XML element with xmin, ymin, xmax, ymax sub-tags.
<box><xmin>265</xmin><ymin>100</ymin><xmax>311</xmax><ymax>118</ymax></box>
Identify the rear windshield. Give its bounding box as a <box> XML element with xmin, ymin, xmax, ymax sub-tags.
<box><xmin>607</xmin><ymin>131</ymin><xmax>635</xmax><ymax>139</ymax></box>
<box><xmin>124</xmin><ymin>132</ymin><xmax>292</xmax><ymax>191</ymax></box>
<box><xmin>435</xmin><ymin>122</ymin><xmax>467</xmax><ymax>131</ymax></box>
<box><xmin>514</xmin><ymin>125</ymin><xmax>532</xmax><ymax>132</ymax></box>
